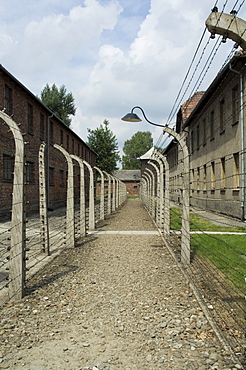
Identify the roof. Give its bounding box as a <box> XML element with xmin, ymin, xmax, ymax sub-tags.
<box><xmin>183</xmin><ymin>53</ymin><xmax>246</xmax><ymax>128</ymax></box>
<box><xmin>138</xmin><ymin>147</ymin><xmax>156</xmax><ymax>160</ymax></box>
<box><xmin>113</xmin><ymin>170</ymin><xmax>141</xmax><ymax>181</ymax></box>
<box><xmin>0</xmin><ymin>64</ymin><xmax>97</xmax><ymax>155</ymax></box>
<box><xmin>180</xmin><ymin>91</ymin><xmax>205</xmax><ymax>122</ymax></box>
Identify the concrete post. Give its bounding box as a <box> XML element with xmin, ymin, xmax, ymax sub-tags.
<box><xmin>154</xmin><ymin>150</ymin><xmax>170</xmax><ymax>236</ymax></box>
<box><xmin>83</xmin><ymin>160</ymin><xmax>95</xmax><ymax>231</ymax></box>
<box><xmin>162</xmin><ymin>127</ymin><xmax>190</xmax><ymax>264</ymax></box>
<box><xmin>54</xmin><ymin>144</ymin><xmax>75</xmax><ymax>248</ymax></box>
<box><xmin>71</xmin><ymin>155</ymin><xmax>86</xmax><ymax>237</ymax></box>
<box><xmin>39</xmin><ymin>143</ymin><xmax>49</xmax><ymax>254</ymax></box>
<box><xmin>94</xmin><ymin>166</ymin><xmax>105</xmax><ymax>221</ymax></box>
<box><xmin>1</xmin><ymin>110</ymin><xmax>26</xmax><ymax>300</ymax></box>
<box><xmin>148</xmin><ymin>161</ymin><xmax>161</xmax><ymax>228</ymax></box>
<box><xmin>145</xmin><ymin>168</ymin><xmax>155</xmax><ymax>219</ymax></box>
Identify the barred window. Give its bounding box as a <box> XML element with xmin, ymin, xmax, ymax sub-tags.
<box><xmin>220</xmin><ymin>99</ymin><xmax>225</xmax><ymax>133</ymax></box>
<box><xmin>233</xmin><ymin>152</ymin><xmax>239</xmax><ymax>188</ymax></box>
<box><xmin>49</xmin><ymin>167</ymin><xmax>54</xmax><ymax>186</ymax></box>
<box><xmin>210</xmin><ymin>110</ymin><xmax>214</xmax><ymax>139</ymax></box>
<box><xmin>3</xmin><ymin>154</ymin><xmax>14</xmax><ymax>182</ymax></box>
<box><xmin>232</xmin><ymin>85</ymin><xmax>239</xmax><ymax>124</ymax></box>
<box><xmin>26</xmin><ymin>161</ymin><xmax>35</xmax><ymax>184</ymax></box>
<box><xmin>221</xmin><ymin>157</ymin><xmax>226</xmax><ymax>188</ymax></box>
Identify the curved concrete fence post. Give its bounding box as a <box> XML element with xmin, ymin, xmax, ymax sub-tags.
<box><xmin>140</xmin><ymin>178</ymin><xmax>147</xmax><ymax>204</ymax></box>
<box><xmin>94</xmin><ymin>166</ymin><xmax>105</xmax><ymax>221</ymax></box>
<box><xmin>39</xmin><ymin>142</ymin><xmax>50</xmax><ymax>254</ymax></box>
<box><xmin>154</xmin><ymin>150</ymin><xmax>170</xmax><ymax>236</ymax></box>
<box><xmin>1</xmin><ymin>110</ymin><xmax>26</xmax><ymax>300</ymax></box>
<box><xmin>151</xmin><ymin>150</ymin><xmax>164</xmax><ymax>232</ymax></box>
<box><xmin>71</xmin><ymin>155</ymin><xmax>86</xmax><ymax>237</ymax></box>
<box><xmin>162</xmin><ymin>126</ymin><xmax>190</xmax><ymax>264</ymax></box>
<box><xmin>54</xmin><ymin>144</ymin><xmax>75</xmax><ymax>248</ymax></box>
<box><xmin>103</xmin><ymin>171</ymin><xmax>111</xmax><ymax>215</ymax></box>
<box><xmin>145</xmin><ymin>168</ymin><xmax>155</xmax><ymax>219</ymax></box>
<box><xmin>161</xmin><ymin>154</ymin><xmax>170</xmax><ymax>237</ymax></box>
<box><xmin>143</xmin><ymin>173</ymin><xmax>151</xmax><ymax>214</ymax></box>
<box><xmin>148</xmin><ymin>160</ymin><xmax>161</xmax><ymax>228</ymax></box>
<box><xmin>206</xmin><ymin>12</ymin><xmax>246</xmax><ymax>50</ymax></box>
<box><xmin>82</xmin><ymin>160</ymin><xmax>95</xmax><ymax>231</ymax></box>
<box><xmin>111</xmin><ymin>176</ymin><xmax>116</xmax><ymax>212</ymax></box>
<box><xmin>142</xmin><ymin>174</ymin><xmax>150</xmax><ymax>211</ymax></box>
<box><xmin>115</xmin><ymin>178</ymin><xmax>119</xmax><ymax>209</ymax></box>
<box><xmin>119</xmin><ymin>180</ymin><xmax>127</xmax><ymax>205</ymax></box>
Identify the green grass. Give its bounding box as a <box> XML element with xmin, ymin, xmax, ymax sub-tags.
<box><xmin>170</xmin><ymin>207</ymin><xmax>246</xmax><ymax>299</ymax></box>
<box><xmin>170</xmin><ymin>207</ymin><xmax>246</xmax><ymax>232</ymax></box>
<box><xmin>191</xmin><ymin>234</ymin><xmax>246</xmax><ymax>296</ymax></box>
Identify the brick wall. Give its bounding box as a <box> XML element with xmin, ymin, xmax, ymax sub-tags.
<box><xmin>0</xmin><ymin>66</ymin><xmax>96</xmax><ymax>219</ymax></box>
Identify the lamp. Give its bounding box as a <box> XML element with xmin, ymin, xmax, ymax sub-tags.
<box><xmin>121</xmin><ymin>106</ymin><xmax>165</xmax><ymax>127</ymax></box>
<box><xmin>121</xmin><ymin>105</ymin><xmax>191</xmax><ymax>264</ymax></box>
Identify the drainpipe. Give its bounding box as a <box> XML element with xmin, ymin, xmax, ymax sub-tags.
<box><xmin>229</xmin><ymin>63</ymin><xmax>245</xmax><ymax>221</ymax></box>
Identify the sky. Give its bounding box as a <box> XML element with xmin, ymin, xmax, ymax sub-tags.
<box><xmin>1</xmin><ymin>0</ymin><xmax>246</xmax><ymax>165</ymax></box>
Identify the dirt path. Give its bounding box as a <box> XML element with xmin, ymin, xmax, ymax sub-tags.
<box><xmin>0</xmin><ymin>199</ymin><xmax>242</xmax><ymax>369</ymax></box>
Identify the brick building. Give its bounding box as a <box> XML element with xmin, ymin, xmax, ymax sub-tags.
<box><xmin>0</xmin><ymin>64</ymin><xmax>97</xmax><ymax>219</ymax></box>
<box><xmin>113</xmin><ymin>170</ymin><xmax>141</xmax><ymax>196</ymax></box>
<box><xmin>165</xmin><ymin>53</ymin><xmax>246</xmax><ymax>220</ymax></box>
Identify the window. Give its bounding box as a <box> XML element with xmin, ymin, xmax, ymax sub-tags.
<box><xmin>190</xmin><ymin>130</ymin><xmax>194</xmax><ymax>153</ymax></box>
<box><xmin>77</xmin><ymin>143</ymin><xmax>80</xmax><ymax>157</ymax></box>
<box><xmin>28</xmin><ymin>104</ymin><xmax>34</xmax><ymax>135</ymax></box>
<box><xmin>191</xmin><ymin>168</ymin><xmax>195</xmax><ymax>191</ymax></box>
<box><xmin>197</xmin><ymin>167</ymin><xmax>200</xmax><ymax>190</ymax></box>
<box><xmin>49</xmin><ymin>167</ymin><xmax>54</xmax><ymax>186</ymax></box>
<box><xmin>72</xmin><ymin>138</ymin><xmax>74</xmax><ymax>153</ymax></box>
<box><xmin>26</xmin><ymin>161</ymin><xmax>35</xmax><ymax>184</ymax></box>
<box><xmin>203</xmin><ymin>164</ymin><xmax>207</xmax><ymax>191</ymax></box>
<box><xmin>4</xmin><ymin>85</ymin><xmax>13</xmax><ymax>115</ymax></box>
<box><xmin>211</xmin><ymin>161</ymin><xmax>215</xmax><ymax>190</ymax></box>
<box><xmin>210</xmin><ymin>110</ymin><xmax>214</xmax><ymax>139</ymax></box>
<box><xmin>202</xmin><ymin>118</ymin><xmax>206</xmax><ymax>145</ymax></box>
<box><xmin>197</xmin><ymin>124</ymin><xmax>200</xmax><ymax>150</ymax></box>
<box><xmin>232</xmin><ymin>84</ymin><xmax>239</xmax><ymax>124</ymax></box>
<box><xmin>60</xmin><ymin>129</ymin><xmax>63</xmax><ymax>145</ymax></box>
<box><xmin>220</xmin><ymin>99</ymin><xmax>225</xmax><ymax>133</ymax></box>
<box><xmin>40</xmin><ymin>114</ymin><xmax>45</xmax><ymax>141</ymax></box>
<box><xmin>67</xmin><ymin>134</ymin><xmax>69</xmax><ymax>151</ymax></box>
<box><xmin>60</xmin><ymin>169</ymin><xmax>65</xmax><ymax>187</ymax></box>
<box><xmin>3</xmin><ymin>154</ymin><xmax>14</xmax><ymax>182</ymax></box>
<box><xmin>233</xmin><ymin>152</ymin><xmax>239</xmax><ymax>188</ymax></box>
<box><xmin>221</xmin><ymin>157</ymin><xmax>226</xmax><ymax>189</ymax></box>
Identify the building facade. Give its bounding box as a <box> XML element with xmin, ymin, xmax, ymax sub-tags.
<box><xmin>0</xmin><ymin>65</ymin><xmax>97</xmax><ymax>219</ymax></box>
<box><xmin>114</xmin><ymin>170</ymin><xmax>141</xmax><ymax>196</ymax></box>
<box><xmin>165</xmin><ymin>53</ymin><xmax>246</xmax><ymax>220</ymax></box>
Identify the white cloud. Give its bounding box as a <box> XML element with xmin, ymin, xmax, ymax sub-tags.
<box><xmin>1</xmin><ymin>0</ymin><xmax>246</xmax><ymax>166</ymax></box>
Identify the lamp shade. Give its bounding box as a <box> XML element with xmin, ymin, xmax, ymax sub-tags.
<box><xmin>121</xmin><ymin>112</ymin><xmax>142</xmax><ymax>122</ymax></box>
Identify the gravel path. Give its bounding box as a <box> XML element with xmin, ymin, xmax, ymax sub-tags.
<box><xmin>0</xmin><ymin>199</ymin><xmax>243</xmax><ymax>369</ymax></box>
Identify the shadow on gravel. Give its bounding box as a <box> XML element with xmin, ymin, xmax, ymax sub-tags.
<box><xmin>26</xmin><ymin>259</ymin><xmax>79</xmax><ymax>295</ymax></box>
<box><xmin>26</xmin><ymin>235</ymin><xmax>99</xmax><ymax>295</ymax></box>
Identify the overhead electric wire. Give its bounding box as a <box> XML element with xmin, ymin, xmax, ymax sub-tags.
<box><xmin>165</xmin><ymin>27</ymin><xmax>207</xmax><ymax>126</ymax></box>
<box><xmin>154</xmin><ymin>0</ymin><xmax>246</xmax><ymax>152</ymax></box>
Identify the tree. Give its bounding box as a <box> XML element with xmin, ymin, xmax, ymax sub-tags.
<box><xmin>122</xmin><ymin>131</ymin><xmax>153</xmax><ymax>170</ymax></box>
<box><xmin>87</xmin><ymin>119</ymin><xmax>120</xmax><ymax>174</ymax></box>
<box><xmin>40</xmin><ymin>83</ymin><xmax>76</xmax><ymax>126</ymax></box>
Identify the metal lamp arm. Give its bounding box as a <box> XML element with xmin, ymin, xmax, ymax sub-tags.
<box><xmin>132</xmin><ymin>106</ymin><xmax>165</xmax><ymax>127</ymax></box>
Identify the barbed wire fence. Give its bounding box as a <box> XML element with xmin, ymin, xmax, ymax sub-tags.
<box><xmin>0</xmin><ymin>114</ymin><xmax>127</xmax><ymax>306</ymax></box>
<box><xmin>141</xmin><ymin>148</ymin><xmax>246</xmax><ymax>366</ymax></box>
